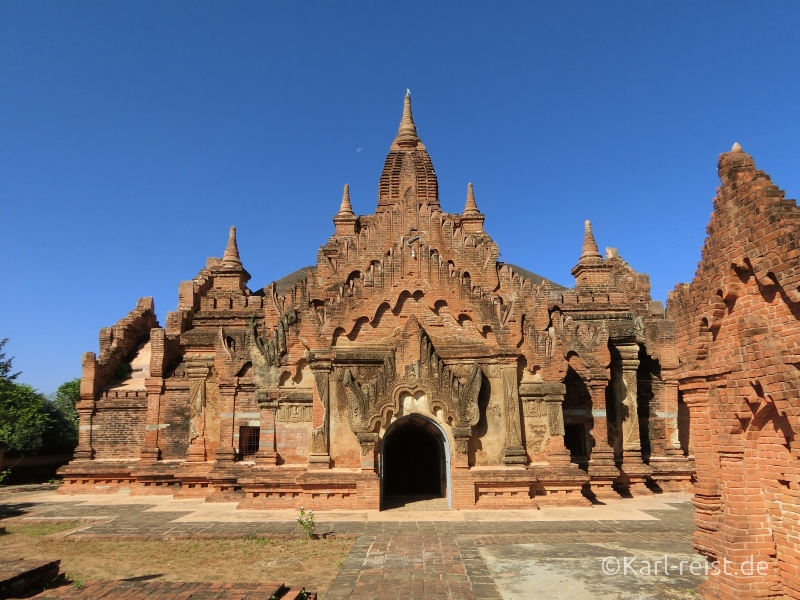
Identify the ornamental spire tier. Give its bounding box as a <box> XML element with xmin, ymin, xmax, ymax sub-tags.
<box><xmin>378</xmin><ymin>91</ymin><xmax>439</xmax><ymax>210</ymax></box>
<box><xmin>571</xmin><ymin>220</ymin><xmax>612</xmax><ymax>290</ymax></box>
<box><xmin>463</xmin><ymin>182</ymin><xmax>479</xmax><ymax>215</ymax></box>
<box><xmin>222</xmin><ymin>226</ymin><xmax>242</xmax><ymax>266</ymax></box>
<box><xmin>338</xmin><ymin>183</ymin><xmax>354</xmax><ymax>216</ymax></box>
<box><xmin>579</xmin><ymin>220</ymin><xmax>602</xmax><ymax>262</ymax></box>
<box><xmin>215</xmin><ymin>225</ymin><xmax>250</xmax><ymax>287</ymax></box>
<box><xmin>461</xmin><ymin>182</ymin><xmax>485</xmax><ymax>233</ymax></box>
<box><xmin>333</xmin><ymin>183</ymin><xmax>357</xmax><ymax>235</ymax></box>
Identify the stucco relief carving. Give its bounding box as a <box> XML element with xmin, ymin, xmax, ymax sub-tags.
<box><xmin>520</xmin><ymin>381</ymin><xmax>567</xmax><ymax>454</ymax></box>
<box><xmin>621</xmin><ymin>369</ymin><xmax>641</xmax><ymax>451</ymax></box>
<box><xmin>188</xmin><ymin>376</ymin><xmax>206</xmax><ymax>443</ymax></box>
<box><xmin>248</xmin><ymin>311</ymin><xmax>298</xmax><ymax>394</ymax></box>
<box><xmin>502</xmin><ymin>367</ymin><xmax>523</xmax><ymax>447</ymax></box>
<box><xmin>216</xmin><ymin>327</ymin><xmax>250</xmax><ymax>379</ymax></box>
<box><xmin>340</xmin><ymin>327</ymin><xmax>483</xmax><ymax>435</ymax></box>
<box><xmin>527</xmin><ymin>425</ymin><xmax>549</xmax><ymax>453</ymax></box>
<box><xmin>547</xmin><ymin>401</ymin><xmax>565</xmax><ymax>437</ymax></box>
<box><xmin>310</xmin><ymin>368</ymin><xmax>330</xmax><ymax>454</ymax></box>
<box><xmin>523</xmin><ymin>399</ymin><xmax>546</xmax><ymax>417</ymax></box>
<box><xmin>276</xmin><ymin>404</ymin><xmax>313</xmax><ymax>423</ymax></box>
<box><xmin>186</xmin><ymin>363</ymin><xmax>211</xmax><ymax>444</ymax></box>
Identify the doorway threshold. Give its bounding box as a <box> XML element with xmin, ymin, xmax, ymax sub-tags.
<box><xmin>382</xmin><ymin>495</ymin><xmax>449</xmax><ymax>511</ymax></box>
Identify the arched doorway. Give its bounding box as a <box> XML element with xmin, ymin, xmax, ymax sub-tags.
<box><xmin>381</xmin><ymin>414</ymin><xmax>451</xmax><ymax>509</ymax></box>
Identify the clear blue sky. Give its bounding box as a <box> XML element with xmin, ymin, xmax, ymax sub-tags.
<box><xmin>2</xmin><ymin>2</ymin><xmax>799</xmax><ymax>394</ymax></box>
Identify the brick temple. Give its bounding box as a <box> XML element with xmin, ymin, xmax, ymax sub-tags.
<box><xmin>670</xmin><ymin>145</ymin><xmax>800</xmax><ymax>599</ymax></box>
<box><xmin>59</xmin><ymin>93</ymin><xmax>694</xmax><ymax>509</ymax></box>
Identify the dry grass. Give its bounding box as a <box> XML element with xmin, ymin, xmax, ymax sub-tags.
<box><xmin>0</xmin><ymin>522</ymin><xmax>353</xmax><ymax>594</ymax></box>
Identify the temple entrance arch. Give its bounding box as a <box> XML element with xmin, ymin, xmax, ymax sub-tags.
<box><xmin>380</xmin><ymin>414</ymin><xmax>451</xmax><ymax>509</ymax></box>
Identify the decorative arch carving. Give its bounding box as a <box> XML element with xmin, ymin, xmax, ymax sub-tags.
<box><xmin>339</xmin><ymin>326</ymin><xmax>483</xmax><ymax>437</ymax></box>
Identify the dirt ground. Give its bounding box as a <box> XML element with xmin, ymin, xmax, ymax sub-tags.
<box><xmin>0</xmin><ymin>522</ymin><xmax>353</xmax><ymax>595</ymax></box>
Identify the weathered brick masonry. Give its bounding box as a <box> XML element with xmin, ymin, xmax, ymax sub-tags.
<box><xmin>59</xmin><ymin>94</ymin><xmax>693</xmax><ymax>509</ymax></box>
<box><xmin>670</xmin><ymin>144</ymin><xmax>800</xmax><ymax>599</ymax></box>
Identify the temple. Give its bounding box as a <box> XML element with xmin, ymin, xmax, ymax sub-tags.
<box><xmin>669</xmin><ymin>145</ymin><xmax>800</xmax><ymax>599</ymax></box>
<box><xmin>58</xmin><ymin>93</ymin><xmax>694</xmax><ymax>509</ymax></box>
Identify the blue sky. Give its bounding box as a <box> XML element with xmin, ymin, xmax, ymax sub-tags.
<box><xmin>2</xmin><ymin>2</ymin><xmax>799</xmax><ymax>393</ymax></box>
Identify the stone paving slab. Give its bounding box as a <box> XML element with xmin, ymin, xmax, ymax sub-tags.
<box><xmin>1</xmin><ymin>491</ymin><xmax>694</xmax><ymax>539</ymax></box>
<box><xmin>0</xmin><ymin>488</ymin><xmax>703</xmax><ymax>599</ymax></box>
<box><xmin>479</xmin><ymin>537</ymin><xmax>702</xmax><ymax>599</ymax></box>
<box><xmin>4</xmin><ymin>490</ymin><xmax>691</xmax><ymax>522</ymax></box>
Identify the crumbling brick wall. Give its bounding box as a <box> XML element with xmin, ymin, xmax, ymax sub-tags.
<box><xmin>669</xmin><ymin>145</ymin><xmax>800</xmax><ymax>599</ymax></box>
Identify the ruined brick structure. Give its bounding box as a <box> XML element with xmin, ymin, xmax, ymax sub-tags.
<box><xmin>670</xmin><ymin>145</ymin><xmax>800</xmax><ymax>599</ymax></box>
<box><xmin>59</xmin><ymin>93</ymin><xmax>693</xmax><ymax>509</ymax></box>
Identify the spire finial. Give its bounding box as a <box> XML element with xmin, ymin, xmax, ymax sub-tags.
<box><xmin>395</xmin><ymin>90</ymin><xmax>420</xmax><ymax>148</ymax></box>
<box><xmin>338</xmin><ymin>183</ymin><xmax>354</xmax><ymax>216</ymax></box>
<box><xmin>463</xmin><ymin>182</ymin><xmax>480</xmax><ymax>215</ymax></box>
<box><xmin>222</xmin><ymin>226</ymin><xmax>242</xmax><ymax>265</ymax></box>
<box><xmin>580</xmin><ymin>220</ymin><xmax>602</xmax><ymax>261</ymax></box>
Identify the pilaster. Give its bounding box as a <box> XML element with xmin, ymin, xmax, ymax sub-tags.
<box><xmin>215</xmin><ymin>380</ymin><xmax>238</xmax><ymax>463</ymax></box>
<box><xmin>612</xmin><ymin>342</ymin><xmax>651</xmax><ymax>494</ymax></box>
<box><xmin>185</xmin><ymin>362</ymin><xmax>210</xmax><ymax>463</ymax></box>
<box><xmin>586</xmin><ymin>379</ymin><xmax>620</xmax><ymax>497</ymax></box>
<box><xmin>73</xmin><ymin>404</ymin><xmax>96</xmax><ymax>460</ymax></box>
<box><xmin>451</xmin><ymin>426</ymin><xmax>471</xmax><ymax>469</ymax></box>
<box><xmin>357</xmin><ymin>432</ymin><xmax>379</xmax><ymax>472</ymax></box>
<box><xmin>308</xmin><ymin>355</ymin><xmax>333</xmax><ymax>469</ymax></box>
<box><xmin>139</xmin><ymin>378</ymin><xmax>164</xmax><ymax>461</ymax></box>
<box><xmin>254</xmin><ymin>391</ymin><xmax>279</xmax><ymax>467</ymax></box>
<box><xmin>500</xmin><ymin>363</ymin><xmax>527</xmax><ymax>465</ymax></box>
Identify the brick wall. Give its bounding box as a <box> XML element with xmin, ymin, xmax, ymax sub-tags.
<box><xmin>669</xmin><ymin>145</ymin><xmax>800</xmax><ymax>599</ymax></box>
<box><xmin>92</xmin><ymin>403</ymin><xmax>147</xmax><ymax>459</ymax></box>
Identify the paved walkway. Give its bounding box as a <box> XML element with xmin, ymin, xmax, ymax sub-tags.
<box><xmin>0</xmin><ymin>487</ymin><xmax>704</xmax><ymax>599</ymax></box>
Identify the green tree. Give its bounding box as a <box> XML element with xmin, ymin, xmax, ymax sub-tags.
<box><xmin>50</xmin><ymin>378</ymin><xmax>81</xmax><ymax>448</ymax></box>
<box><xmin>0</xmin><ymin>340</ymin><xmax>79</xmax><ymax>455</ymax></box>
<box><xmin>0</xmin><ymin>383</ymin><xmax>54</xmax><ymax>454</ymax></box>
<box><xmin>0</xmin><ymin>338</ymin><xmax>20</xmax><ymax>390</ymax></box>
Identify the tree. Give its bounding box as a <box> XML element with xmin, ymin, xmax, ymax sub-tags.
<box><xmin>50</xmin><ymin>378</ymin><xmax>81</xmax><ymax>448</ymax></box>
<box><xmin>0</xmin><ymin>340</ymin><xmax>80</xmax><ymax>455</ymax></box>
<box><xmin>0</xmin><ymin>383</ymin><xmax>54</xmax><ymax>455</ymax></box>
<box><xmin>0</xmin><ymin>338</ymin><xmax>20</xmax><ymax>390</ymax></box>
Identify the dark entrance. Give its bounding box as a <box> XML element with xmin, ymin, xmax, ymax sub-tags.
<box><xmin>382</xmin><ymin>419</ymin><xmax>443</xmax><ymax>498</ymax></box>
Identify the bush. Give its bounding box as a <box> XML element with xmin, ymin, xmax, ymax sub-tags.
<box><xmin>296</xmin><ymin>507</ymin><xmax>315</xmax><ymax>539</ymax></box>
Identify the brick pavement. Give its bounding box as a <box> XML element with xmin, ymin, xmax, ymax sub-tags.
<box><xmin>0</xmin><ymin>489</ymin><xmax>703</xmax><ymax>599</ymax></box>
<box><xmin>35</xmin><ymin>580</ymin><xmax>312</xmax><ymax>599</ymax></box>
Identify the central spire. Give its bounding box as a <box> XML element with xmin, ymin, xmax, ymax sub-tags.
<box><xmin>393</xmin><ymin>90</ymin><xmax>421</xmax><ymax>149</ymax></box>
<box><xmin>378</xmin><ymin>92</ymin><xmax>438</xmax><ymax>209</ymax></box>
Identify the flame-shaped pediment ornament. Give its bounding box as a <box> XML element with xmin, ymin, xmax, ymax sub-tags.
<box><xmin>340</xmin><ymin>327</ymin><xmax>483</xmax><ymax>434</ymax></box>
<box><xmin>247</xmin><ymin>310</ymin><xmax>298</xmax><ymax>395</ymax></box>
<box><xmin>216</xmin><ymin>327</ymin><xmax>249</xmax><ymax>378</ymax></box>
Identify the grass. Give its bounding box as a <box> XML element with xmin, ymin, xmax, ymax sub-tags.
<box><xmin>0</xmin><ymin>523</ymin><xmax>353</xmax><ymax>595</ymax></box>
<box><xmin>4</xmin><ymin>521</ymin><xmax>84</xmax><ymax>537</ymax></box>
